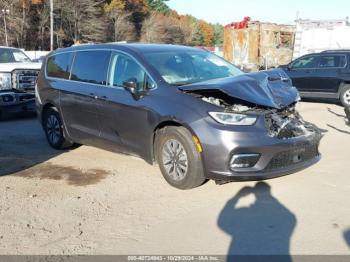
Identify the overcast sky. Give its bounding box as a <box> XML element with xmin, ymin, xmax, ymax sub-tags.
<box><xmin>167</xmin><ymin>0</ymin><xmax>350</xmax><ymax>25</ymax></box>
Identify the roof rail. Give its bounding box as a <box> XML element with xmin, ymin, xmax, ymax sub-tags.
<box><xmin>321</xmin><ymin>49</ymin><xmax>350</xmax><ymax>53</ymax></box>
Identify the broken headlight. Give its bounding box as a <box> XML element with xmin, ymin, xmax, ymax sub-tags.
<box><xmin>0</xmin><ymin>73</ymin><xmax>12</xmax><ymax>90</ymax></box>
<box><xmin>209</xmin><ymin>112</ymin><xmax>257</xmax><ymax>126</ymax></box>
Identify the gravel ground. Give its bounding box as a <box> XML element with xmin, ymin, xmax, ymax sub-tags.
<box><xmin>0</xmin><ymin>102</ymin><xmax>349</xmax><ymax>255</ymax></box>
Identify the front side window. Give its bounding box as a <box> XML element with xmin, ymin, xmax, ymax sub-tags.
<box><xmin>109</xmin><ymin>53</ymin><xmax>154</xmax><ymax>91</ymax></box>
<box><xmin>318</xmin><ymin>55</ymin><xmax>346</xmax><ymax>68</ymax></box>
<box><xmin>47</xmin><ymin>52</ymin><xmax>74</xmax><ymax>79</ymax></box>
<box><xmin>143</xmin><ymin>50</ymin><xmax>243</xmax><ymax>86</ymax></box>
<box><xmin>0</xmin><ymin>48</ymin><xmax>31</xmax><ymax>63</ymax></box>
<box><xmin>71</xmin><ymin>51</ymin><xmax>111</xmax><ymax>85</ymax></box>
<box><xmin>292</xmin><ymin>56</ymin><xmax>319</xmax><ymax>69</ymax></box>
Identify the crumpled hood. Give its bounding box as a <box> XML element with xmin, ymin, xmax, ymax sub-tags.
<box><xmin>180</xmin><ymin>69</ymin><xmax>300</xmax><ymax>109</ymax></box>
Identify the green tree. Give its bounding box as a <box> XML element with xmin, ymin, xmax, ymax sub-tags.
<box><xmin>145</xmin><ymin>0</ymin><xmax>170</xmax><ymax>13</ymax></box>
<box><xmin>213</xmin><ymin>23</ymin><xmax>224</xmax><ymax>46</ymax></box>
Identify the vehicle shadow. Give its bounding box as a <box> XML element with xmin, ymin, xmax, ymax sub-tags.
<box><xmin>218</xmin><ymin>182</ymin><xmax>296</xmax><ymax>262</ymax></box>
<box><xmin>327</xmin><ymin>107</ymin><xmax>346</xmax><ymax>118</ymax></box>
<box><xmin>344</xmin><ymin>229</ymin><xmax>350</xmax><ymax>248</ymax></box>
<box><xmin>0</xmin><ymin>116</ymin><xmax>64</xmax><ymax>176</ymax></box>
<box><xmin>327</xmin><ymin>124</ymin><xmax>350</xmax><ymax>135</ymax></box>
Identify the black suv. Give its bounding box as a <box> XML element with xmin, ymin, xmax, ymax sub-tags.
<box><xmin>280</xmin><ymin>50</ymin><xmax>350</xmax><ymax>107</ymax></box>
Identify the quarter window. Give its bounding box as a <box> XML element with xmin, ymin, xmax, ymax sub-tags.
<box><xmin>47</xmin><ymin>52</ymin><xmax>74</xmax><ymax>79</ymax></box>
<box><xmin>291</xmin><ymin>56</ymin><xmax>319</xmax><ymax>69</ymax></box>
<box><xmin>318</xmin><ymin>55</ymin><xmax>346</xmax><ymax>68</ymax></box>
<box><xmin>71</xmin><ymin>51</ymin><xmax>111</xmax><ymax>85</ymax></box>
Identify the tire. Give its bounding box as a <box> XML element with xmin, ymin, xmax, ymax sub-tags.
<box><xmin>340</xmin><ymin>84</ymin><xmax>350</xmax><ymax>107</ymax></box>
<box><xmin>43</xmin><ymin>107</ymin><xmax>73</xmax><ymax>150</ymax></box>
<box><xmin>155</xmin><ymin>126</ymin><xmax>206</xmax><ymax>190</ymax></box>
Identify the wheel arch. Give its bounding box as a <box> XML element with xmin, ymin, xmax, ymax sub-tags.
<box><xmin>150</xmin><ymin>119</ymin><xmax>198</xmax><ymax>164</ymax></box>
<box><xmin>41</xmin><ymin>102</ymin><xmax>57</xmax><ymax>124</ymax></box>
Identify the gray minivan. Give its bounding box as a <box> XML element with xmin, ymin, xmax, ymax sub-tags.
<box><xmin>36</xmin><ymin>43</ymin><xmax>322</xmax><ymax>189</ymax></box>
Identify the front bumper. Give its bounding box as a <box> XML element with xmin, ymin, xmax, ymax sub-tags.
<box><xmin>0</xmin><ymin>91</ymin><xmax>36</xmax><ymax>119</ymax></box>
<box><xmin>193</xmin><ymin>117</ymin><xmax>322</xmax><ymax>182</ymax></box>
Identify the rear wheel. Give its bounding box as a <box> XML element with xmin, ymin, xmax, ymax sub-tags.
<box><xmin>43</xmin><ymin>108</ymin><xmax>72</xmax><ymax>149</ymax></box>
<box><xmin>155</xmin><ymin>126</ymin><xmax>206</xmax><ymax>190</ymax></box>
<box><xmin>340</xmin><ymin>85</ymin><xmax>350</xmax><ymax>107</ymax></box>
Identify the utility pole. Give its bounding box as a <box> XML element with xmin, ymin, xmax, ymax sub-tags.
<box><xmin>50</xmin><ymin>0</ymin><xmax>53</xmax><ymax>51</ymax></box>
<box><xmin>2</xmin><ymin>9</ymin><xmax>9</xmax><ymax>47</ymax></box>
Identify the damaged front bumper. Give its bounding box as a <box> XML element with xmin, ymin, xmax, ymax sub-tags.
<box><xmin>193</xmin><ymin>113</ymin><xmax>322</xmax><ymax>182</ymax></box>
<box><xmin>0</xmin><ymin>90</ymin><xmax>36</xmax><ymax>119</ymax></box>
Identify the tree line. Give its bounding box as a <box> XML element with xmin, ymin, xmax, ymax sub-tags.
<box><xmin>0</xmin><ymin>0</ymin><xmax>224</xmax><ymax>50</ymax></box>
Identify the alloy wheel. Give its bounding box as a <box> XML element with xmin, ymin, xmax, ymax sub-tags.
<box><xmin>162</xmin><ymin>139</ymin><xmax>189</xmax><ymax>181</ymax></box>
<box><xmin>46</xmin><ymin>114</ymin><xmax>61</xmax><ymax>145</ymax></box>
<box><xmin>344</xmin><ymin>89</ymin><xmax>350</xmax><ymax>106</ymax></box>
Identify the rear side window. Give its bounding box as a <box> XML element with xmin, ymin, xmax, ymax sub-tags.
<box><xmin>318</xmin><ymin>55</ymin><xmax>346</xmax><ymax>68</ymax></box>
<box><xmin>47</xmin><ymin>52</ymin><xmax>74</xmax><ymax>79</ymax></box>
<box><xmin>71</xmin><ymin>51</ymin><xmax>111</xmax><ymax>85</ymax></box>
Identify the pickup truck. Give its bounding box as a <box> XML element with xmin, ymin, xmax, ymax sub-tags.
<box><xmin>0</xmin><ymin>46</ymin><xmax>42</xmax><ymax>119</ymax></box>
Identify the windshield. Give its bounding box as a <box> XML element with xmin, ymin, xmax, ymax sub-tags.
<box><xmin>143</xmin><ymin>50</ymin><xmax>243</xmax><ymax>85</ymax></box>
<box><xmin>0</xmin><ymin>48</ymin><xmax>32</xmax><ymax>63</ymax></box>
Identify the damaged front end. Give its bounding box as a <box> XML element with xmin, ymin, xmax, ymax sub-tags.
<box><xmin>180</xmin><ymin>69</ymin><xmax>322</xmax><ymax>140</ymax></box>
<box><xmin>179</xmin><ymin>69</ymin><xmax>323</xmax><ymax>181</ymax></box>
<box><xmin>264</xmin><ymin>105</ymin><xmax>321</xmax><ymax>139</ymax></box>
<box><xmin>187</xmin><ymin>88</ymin><xmax>321</xmax><ymax>139</ymax></box>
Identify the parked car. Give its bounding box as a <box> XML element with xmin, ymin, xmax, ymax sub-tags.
<box><xmin>280</xmin><ymin>50</ymin><xmax>350</xmax><ymax>107</ymax></box>
<box><xmin>0</xmin><ymin>46</ymin><xmax>41</xmax><ymax>119</ymax></box>
<box><xmin>36</xmin><ymin>44</ymin><xmax>322</xmax><ymax>189</ymax></box>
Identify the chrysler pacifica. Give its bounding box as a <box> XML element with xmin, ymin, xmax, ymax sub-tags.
<box><xmin>36</xmin><ymin>44</ymin><xmax>322</xmax><ymax>189</ymax></box>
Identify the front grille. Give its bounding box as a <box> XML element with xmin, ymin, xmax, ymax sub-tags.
<box><xmin>265</xmin><ymin>140</ymin><xmax>320</xmax><ymax>171</ymax></box>
<box><xmin>12</xmin><ymin>70</ymin><xmax>39</xmax><ymax>92</ymax></box>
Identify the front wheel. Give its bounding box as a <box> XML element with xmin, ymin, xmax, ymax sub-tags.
<box><xmin>155</xmin><ymin>126</ymin><xmax>206</xmax><ymax>190</ymax></box>
<box><xmin>43</xmin><ymin>108</ymin><xmax>73</xmax><ymax>150</ymax></box>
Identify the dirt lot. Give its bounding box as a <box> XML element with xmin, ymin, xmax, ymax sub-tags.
<box><xmin>0</xmin><ymin>102</ymin><xmax>349</xmax><ymax>255</ymax></box>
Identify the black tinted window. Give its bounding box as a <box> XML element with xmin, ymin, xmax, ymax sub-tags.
<box><xmin>47</xmin><ymin>52</ymin><xmax>74</xmax><ymax>79</ymax></box>
<box><xmin>71</xmin><ymin>51</ymin><xmax>111</xmax><ymax>85</ymax></box>
<box><xmin>319</xmin><ymin>55</ymin><xmax>346</xmax><ymax>68</ymax></box>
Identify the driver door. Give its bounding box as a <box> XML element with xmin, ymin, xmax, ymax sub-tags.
<box><xmin>286</xmin><ymin>55</ymin><xmax>320</xmax><ymax>92</ymax></box>
<box><xmin>95</xmin><ymin>52</ymin><xmax>156</xmax><ymax>156</ymax></box>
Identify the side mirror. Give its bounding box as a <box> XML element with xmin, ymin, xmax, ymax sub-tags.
<box><xmin>287</xmin><ymin>64</ymin><xmax>293</xmax><ymax>71</ymax></box>
<box><xmin>122</xmin><ymin>78</ymin><xmax>137</xmax><ymax>95</ymax></box>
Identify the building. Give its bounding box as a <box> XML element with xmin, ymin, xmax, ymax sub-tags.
<box><xmin>293</xmin><ymin>18</ymin><xmax>350</xmax><ymax>59</ymax></box>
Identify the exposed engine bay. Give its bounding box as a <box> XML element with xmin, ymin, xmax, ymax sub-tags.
<box><xmin>184</xmin><ymin>89</ymin><xmax>321</xmax><ymax>139</ymax></box>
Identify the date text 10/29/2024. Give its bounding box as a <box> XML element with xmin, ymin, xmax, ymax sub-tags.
<box><xmin>127</xmin><ymin>256</ymin><xmax>220</xmax><ymax>261</ymax></box>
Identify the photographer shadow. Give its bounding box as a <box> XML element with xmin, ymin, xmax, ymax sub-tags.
<box><xmin>218</xmin><ymin>182</ymin><xmax>296</xmax><ymax>261</ymax></box>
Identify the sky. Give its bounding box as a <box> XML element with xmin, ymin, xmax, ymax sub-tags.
<box><xmin>167</xmin><ymin>0</ymin><xmax>350</xmax><ymax>25</ymax></box>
